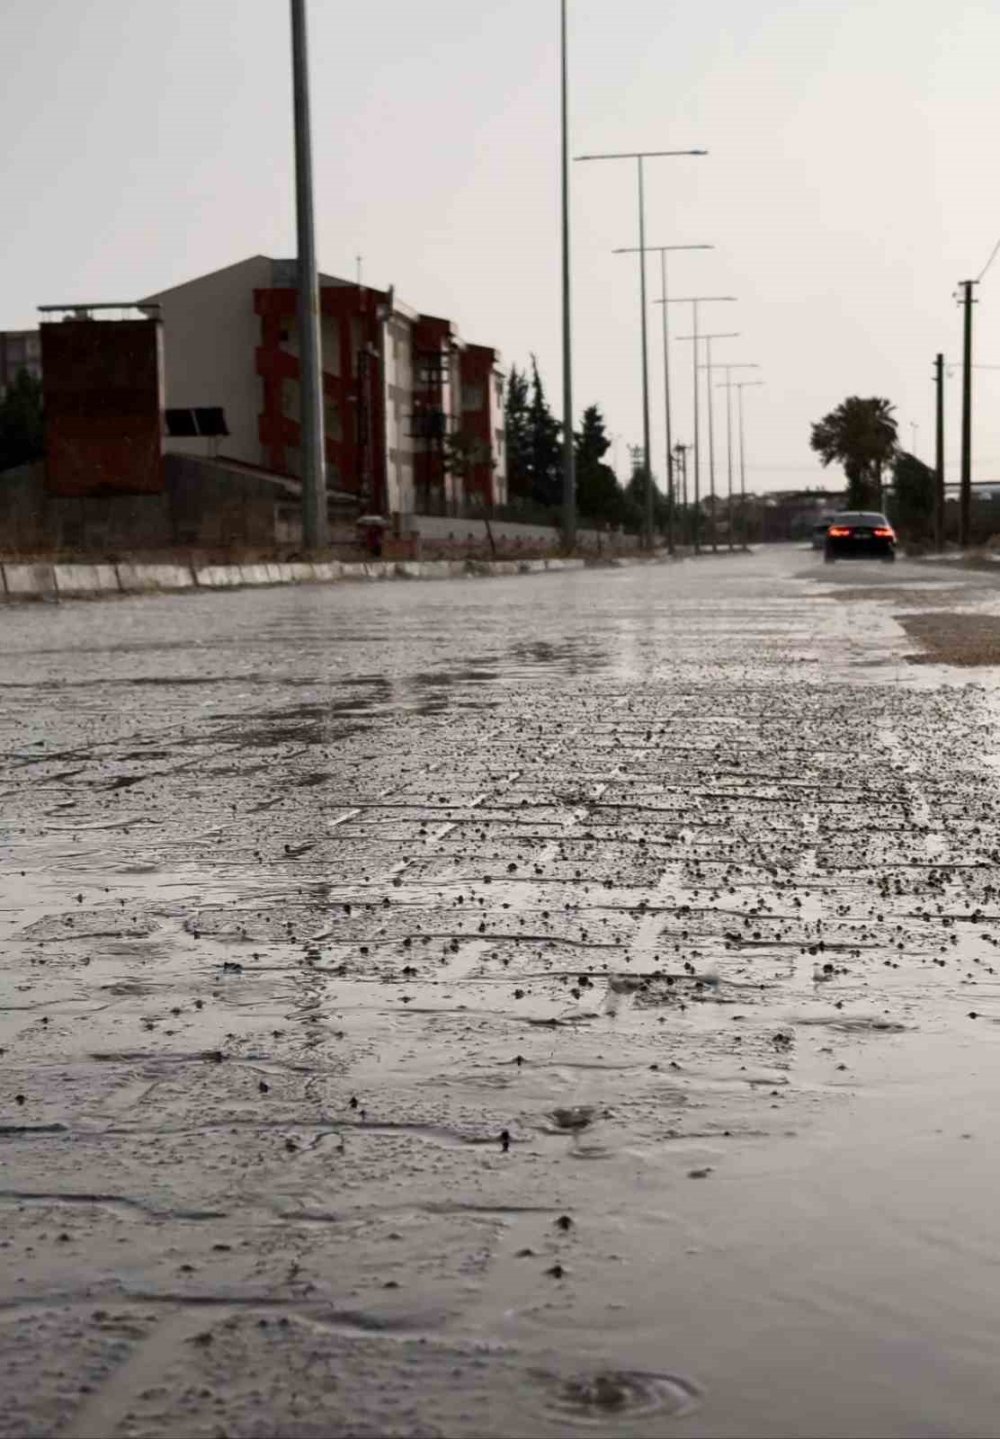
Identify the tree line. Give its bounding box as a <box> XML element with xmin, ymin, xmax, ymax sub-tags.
<box><xmin>504</xmin><ymin>358</ymin><xmax>661</xmax><ymax>531</ymax></box>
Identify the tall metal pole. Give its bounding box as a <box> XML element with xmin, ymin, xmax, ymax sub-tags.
<box><xmin>560</xmin><ymin>0</ymin><xmax>576</xmax><ymax>549</ymax></box>
<box><xmin>705</xmin><ymin>335</ymin><xmax>718</xmax><ymax>551</ymax></box>
<box><xmin>733</xmin><ymin>380</ymin><xmax>763</xmax><ymax>547</ymax></box>
<box><xmin>934</xmin><ymin>352</ymin><xmax>945</xmax><ymax>552</ymax></box>
<box><xmin>692</xmin><ymin>300</ymin><xmax>701</xmax><ymax>553</ymax></box>
<box><xmin>614</xmin><ymin>244</ymin><xmax>713</xmax><ymax>554</ymax></box>
<box><xmin>290</xmin><ymin>0</ymin><xmax>328</xmax><ymax>550</ymax></box>
<box><xmin>724</xmin><ymin>367</ymin><xmax>735</xmax><ymax>550</ymax></box>
<box><xmin>636</xmin><ymin>157</ymin><xmax>654</xmax><ymax>547</ymax></box>
<box><xmin>670</xmin><ymin>298</ymin><xmax>736</xmax><ymax>553</ymax></box>
<box><xmin>737</xmin><ymin>384</ymin><xmax>747</xmax><ymax>546</ymax></box>
<box><xmin>959</xmin><ymin>280</ymin><xmax>976</xmax><ymax>548</ymax></box>
<box><xmin>685</xmin><ymin>331</ymin><xmax>739</xmax><ymax>552</ymax></box>
<box><xmin>714</xmin><ymin>365</ymin><xmax>759</xmax><ymax>551</ymax></box>
<box><xmin>576</xmin><ymin>148</ymin><xmax>708</xmax><ymax>547</ymax></box>
<box><xmin>661</xmin><ymin>251</ymin><xmax>674</xmax><ymax>552</ymax></box>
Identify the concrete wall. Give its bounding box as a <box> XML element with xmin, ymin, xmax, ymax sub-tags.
<box><xmin>142</xmin><ymin>255</ymin><xmax>273</xmax><ymax>469</ymax></box>
<box><xmin>409</xmin><ymin>513</ymin><xmax>629</xmax><ymax>556</ymax></box>
<box><xmin>0</xmin><ymin>454</ymin><xmax>297</xmax><ymax>556</ymax></box>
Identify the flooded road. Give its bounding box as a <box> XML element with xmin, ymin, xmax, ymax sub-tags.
<box><xmin>4</xmin><ymin>546</ymin><xmax>1000</xmax><ymax>1438</ymax></box>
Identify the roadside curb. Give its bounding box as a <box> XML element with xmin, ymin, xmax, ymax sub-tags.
<box><xmin>0</xmin><ymin>551</ymin><xmax>674</xmax><ymax>605</ymax></box>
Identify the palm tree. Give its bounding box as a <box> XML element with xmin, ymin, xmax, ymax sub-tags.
<box><xmin>810</xmin><ymin>397</ymin><xmax>898</xmax><ymax>508</ymax></box>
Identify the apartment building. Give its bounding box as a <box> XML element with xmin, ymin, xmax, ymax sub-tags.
<box><xmin>140</xmin><ymin>256</ymin><xmax>506</xmax><ymax>517</ymax></box>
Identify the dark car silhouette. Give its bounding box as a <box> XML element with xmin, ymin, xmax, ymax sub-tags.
<box><xmin>823</xmin><ymin>511</ymin><xmax>896</xmax><ymax>563</ymax></box>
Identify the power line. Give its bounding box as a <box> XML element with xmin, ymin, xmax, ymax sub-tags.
<box><xmin>976</xmin><ymin>235</ymin><xmax>1000</xmax><ymax>284</ymax></box>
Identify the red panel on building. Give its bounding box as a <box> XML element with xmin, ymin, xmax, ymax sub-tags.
<box><xmin>254</xmin><ymin>285</ymin><xmax>388</xmax><ymax>512</ymax></box>
<box><xmin>461</xmin><ymin>344</ymin><xmax>498</xmax><ymax>507</ymax></box>
<box><xmin>41</xmin><ymin>319</ymin><xmax>164</xmax><ymax>496</ymax></box>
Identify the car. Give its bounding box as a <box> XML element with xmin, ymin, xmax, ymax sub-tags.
<box><xmin>823</xmin><ymin>510</ymin><xmax>896</xmax><ymax>562</ymax></box>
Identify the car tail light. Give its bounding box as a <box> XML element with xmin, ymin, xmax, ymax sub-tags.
<box><xmin>873</xmin><ymin>527</ymin><xmax>894</xmax><ymax>538</ymax></box>
<box><xmin>828</xmin><ymin>526</ymin><xmax>851</xmax><ymax>537</ymax></box>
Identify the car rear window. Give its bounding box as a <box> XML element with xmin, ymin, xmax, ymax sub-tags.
<box><xmin>830</xmin><ymin>513</ymin><xmax>889</xmax><ymax>527</ymax></box>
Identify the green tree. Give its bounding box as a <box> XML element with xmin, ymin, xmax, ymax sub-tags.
<box><xmin>0</xmin><ymin>369</ymin><xmax>44</xmax><ymax>472</ymax></box>
<box><xmin>526</xmin><ymin>355</ymin><xmax>562</xmax><ymax>508</ymax></box>
<box><xmin>504</xmin><ymin>365</ymin><xmax>531</xmax><ymax>500</ymax></box>
<box><xmin>444</xmin><ymin>430</ymin><xmax>492</xmax><ymax>481</ymax></box>
<box><xmin>574</xmin><ymin>404</ymin><xmax>624</xmax><ymax>527</ymax></box>
<box><xmin>623</xmin><ymin>458</ymin><xmax>666</xmax><ymax>534</ymax></box>
<box><xmin>890</xmin><ymin>451</ymin><xmax>935</xmax><ymax>540</ymax></box>
<box><xmin>810</xmin><ymin>396</ymin><xmax>898</xmax><ymax>508</ymax></box>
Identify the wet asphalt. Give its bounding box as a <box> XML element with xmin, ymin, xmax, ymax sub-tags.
<box><xmin>4</xmin><ymin>546</ymin><xmax>1000</xmax><ymax>1437</ymax></box>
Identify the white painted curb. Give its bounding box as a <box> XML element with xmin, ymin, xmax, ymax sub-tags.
<box><xmin>118</xmin><ymin>563</ymin><xmax>195</xmax><ymax>591</ymax></box>
<box><xmin>195</xmin><ymin>565</ymin><xmax>242</xmax><ymax>588</ymax></box>
<box><xmin>53</xmin><ymin>564</ymin><xmax>120</xmax><ymax>596</ymax></box>
<box><xmin>3</xmin><ymin>563</ymin><xmax>57</xmax><ymax>599</ymax></box>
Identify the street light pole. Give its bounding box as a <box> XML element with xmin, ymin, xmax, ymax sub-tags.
<box><xmin>290</xmin><ymin>0</ymin><xmax>328</xmax><ymax>550</ymax></box>
<box><xmin>715</xmin><ymin>364</ymin><xmax>759</xmax><ymax>550</ymax></box>
<box><xmin>659</xmin><ymin>296</ymin><xmax>735</xmax><ymax>555</ymax></box>
<box><xmin>695</xmin><ymin>335</ymin><xmax>739</xmax><ymax>552</ymax></box>
<box><xmin>613</xmin><ymin>244</ymin><xmax>713</xmax><ymax>554</ymax></box>
<box><xmin>560</xmin><ymin>0</ymin><xmax>575</xmax><ymax>550</ymax></box>
<box><xmin>734</xmin><ymin>380</ymin><xmax>764</xmax><ymax>547</ymax></box>
<box><xmin>958</xmin><ymin>279</ymin><xmax>977</xmax><ymax>548</ymax></box>
<box><xmin>934</xmin><ymin>353</ymin><xmax>945</xmax><ymax>552</ymax></box>
<box><xmin>576</xmin><ymin>147</ymin><xmax>707</xmax><ymax>548</ymax></box>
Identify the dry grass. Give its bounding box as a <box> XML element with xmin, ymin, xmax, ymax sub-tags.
<box><xmin>900</xmin><ymin>611</ymin><xmax>1000</xmax><ymax>666</ymax></box>
<box><xmin>832</xmin><ymin>586</ymin><xmax>967</xmax><ymax>608</ymax></box>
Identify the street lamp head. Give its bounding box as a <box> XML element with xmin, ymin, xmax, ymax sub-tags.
<box><xmin>613</xmin><ymin>243</ymin><xmax>714</xmax><ymax>254</ymax></box>
<box><xmin>575</xmin><ymin>148</ymin><xmax>708</xmax><ymax>162</ymax></box>
<box><xmin>710</xmin><ymin>364</ymin><xmax>761</xmax><ymax>379</ymax></box>
<box><xmin>654</xmin><ymin>295</ymin><xmax>737</xmax><ymax>305</ymax></box>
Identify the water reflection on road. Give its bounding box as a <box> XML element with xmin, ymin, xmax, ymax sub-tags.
<box><xmin>3</xmin><ymin>548</ymin><xmax>1000</xmax><ymax>1438</ymax></box>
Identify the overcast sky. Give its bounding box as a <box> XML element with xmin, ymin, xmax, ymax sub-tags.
<box><xmin>3</xmin><ymin>0</ymin><xmax>1000</xmax><ymax>494</ymax></box>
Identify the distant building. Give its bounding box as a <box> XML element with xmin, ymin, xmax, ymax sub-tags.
<box><xmin>140</xmin><ymin>256</ymin><xmax>506</xmax><ymax>518</ymax></box>
<box><xmin>0</xmin><ymin>329</ymin><xmax>42</xmax><ymax>397</ymax></box>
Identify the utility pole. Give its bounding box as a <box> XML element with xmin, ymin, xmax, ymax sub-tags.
<box><xmin>959</xmin><ymin>280</ymin><xmax>977</xmax><ymax>547</ymax></box>
<box><xmin>559</xmin><ymin>0</ymin><xmax>575</xmax><ymax>550</ymax></box>
<box><xmin>577</xmin><ymin>148</ymin><xmax>707</xmax><ymax>548</ymax></box>
<box><xmin>934</xmin><ymin>352</ymin><xmax>945</xmax><ymax>552</ymax></box>
<box><xmin>674</xmin><ymin>443</ymin><xmax>689</xmax><ymax>546</ymax></box>
<box><xmin>290</xmin><ymin>0</ymin><xmax>328</xmax><ymax>550</ymax></box>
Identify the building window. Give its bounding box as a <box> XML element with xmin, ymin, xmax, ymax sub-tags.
<box><xmin>164</xmin><ymin>407</ymin><xmax>229</xmax><ymax>438</ymax></box>
<box><xmin>462</xmin><ymin>383</ymin><xmax>485</xmax><ymax>411</ymax></box>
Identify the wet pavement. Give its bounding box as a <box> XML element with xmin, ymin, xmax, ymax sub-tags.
<box><xmin>4</xmin><ymin>546</ymin><xmax>1000</xmax><ymax>1438</ymax></box>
